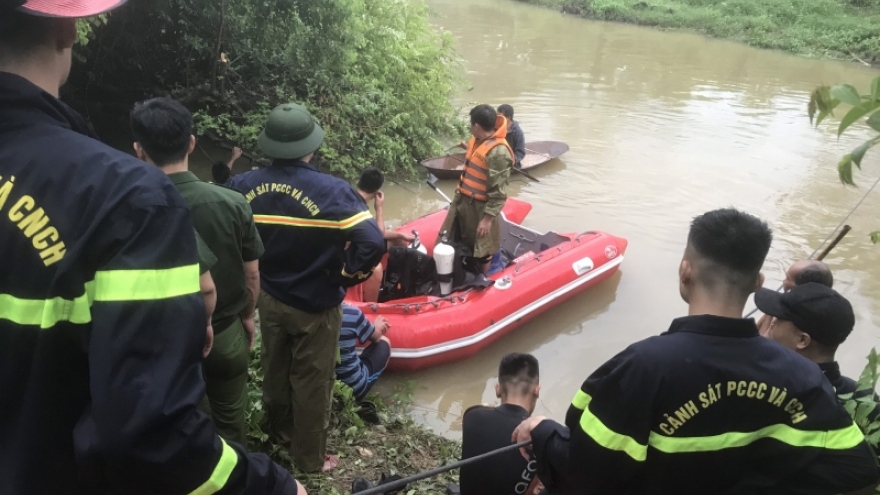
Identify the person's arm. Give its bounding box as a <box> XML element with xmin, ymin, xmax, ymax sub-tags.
<box><xmin>239</xmin><ymin>201</ymin><xmax>265</xmax><ymax>351</ymax></box>
<box><xmin>340</xmin><ymin>193</ymin><xmax>386</xmax><ymax>288</ymax></box>
<box><xmin>367</xmin><ymin>316</ymin><xmax>389</xmax><ymax>344</ymax></box>
<box><xmin>780</xmin><ymin>440</ymin><xmax>880</xmax><ymax>494</ymax></box>
<box><xmin>195</xmin><ymin>231</ymin><xmax>217</xmax><ymax>357</ymax></box>
<box><xmin>478</xmin><ymin>145</ymin><xmax>512</xmax><ymax>237</ymax></box>
<box><xmin>513</xmin><ymin>126</ymin><xmax>526</xmax><ymax>166</ymax></box>
<box><xmin>227</xmin><ymin>146</ymin><xmax>243</xmax><ymax>171</ymax></box>
<box><xmin>374</xmin><ymin>191</ymin><xmax>385</xmax><ymax>235</ymax></box>
<box><xmin>87</xmin><ymin>185</ymin><xmax>300</xmax><ymax>494</ymax></box>
<box><xmin>200</xmin><ymin>272</ymin><xmax>216</xmax><ymax>358</ymax></box>
<box><xmin>241</xmin><ymin>260</ymin><xmax>259</xmax><ymax>350</ymax></box>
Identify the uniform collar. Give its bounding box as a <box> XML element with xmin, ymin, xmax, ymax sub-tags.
<box><xmin>818</xmin><ymin>361</ymin><xmax>842</xmax><ymax>381</ymax></box>
<box><xmin>0</xmin><ymin>71</ymin><xmax>97</xmax><ymax>138</ymax></box>
<box><xmin>271</xmin><ymin>158</ymin><xmax>318</xmax><ymax>172</ymax></box>
<box><xmin>666</xmin><ymin>314</ymin><xmax>759</xmax><ymax>339</ymax></box>
<box><xmin>167</xmin><ymin>170</ymin><xmax>200</xmax><ymax>185</ymax></box>
<box><xmin>495</xmin><ymin>403</ymin><xmax>529</xmax><ymax>417</ymax></box>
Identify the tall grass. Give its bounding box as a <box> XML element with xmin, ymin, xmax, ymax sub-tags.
<box><xmin>518</xmin><ymin>0</ymin><xmax>880</xmax><ymax>63</ymax></box>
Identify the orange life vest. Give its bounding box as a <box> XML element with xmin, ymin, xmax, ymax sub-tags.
<box><xmin>458</xmin><ymin>114</ymin><xmax>514</xmax><ymax>202</ymax></box>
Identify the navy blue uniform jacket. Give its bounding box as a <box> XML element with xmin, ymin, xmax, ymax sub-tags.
<box><xmin>531</xmin><ymin>315</ymin><xmax>880</xmax><ymax>495</ymax></box>
<box><xmin>0</xmin><ymin>72</ymin><xmax>297</xmax><ymax>495</ymax></box>
<box><xmin>229</xmin><ymin>160</ymin><xmax>385</xmax><ymax>312</ymax></box>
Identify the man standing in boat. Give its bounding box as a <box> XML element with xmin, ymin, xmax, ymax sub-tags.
<box><xmin>440</xmin><ymin>104</ymin><xmax>513</xmax><ymax>275</ymax></box>
<box><xmin>497</xmin><ymin>104</ymin><xmax>526</xmax><ymax>170</ymax></box>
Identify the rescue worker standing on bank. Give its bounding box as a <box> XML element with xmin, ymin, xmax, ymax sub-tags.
<box><xmin>513</xmin><ymin>208</ymin><xmax>880</xmax><ymax>495</ymax></box>
<box><xmin>228</xmin><ymin>103</ymin><xmax>385</xmax><ymax>473</ymax></box>
<box><xmin>0</xmin><ymin>1</ymin><xmax>303</xmax><ymax>493</ymax></box>
<box><xmin>131</xmin><ymin>97</ymin><xmax>265</xmax><ymax>447</ymax></box>
<box><xmin>439</xmin><ymin>104</ymin><xmax>513</xmax><ymax>274</ymax></box>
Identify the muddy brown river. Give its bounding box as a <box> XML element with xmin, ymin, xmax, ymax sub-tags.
<box><xmin>187</xmin><ymin>0</ymin><xmax>880</xmax><ymax>439</ymax></box>
<box><xmin>360</xmin><ymin>0</ymin><xmax>880</xmax><ymax>438</ymax></box>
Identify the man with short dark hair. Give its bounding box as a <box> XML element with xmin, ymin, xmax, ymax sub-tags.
<box><xmin>0</xmin><ymin>1</ymin><xmax>302</xmax><ymax>493</ymax></box>
<box><xmin>354</xmin><ymin>167</ymin><xmax>414</xmax><ymax>247</ymax></box>
<box><xmin>439</xmin><ymin>104</ymin><xmax>513</xmax><ymax>274</ymax></box>
<box><xmin>757</xmin><ymin>283</ymin><xmax>871</xmax><ymax>398</ymax></box>
<box><xmin>228</xmin><ymin>102</ymin><xmax>385</xmax><ymax>473</ymax></box>
<box><xmin>497</xmin><ymin>104</ymin><xmax>525</xmax><ymax>169</ymax></box>
<box><xmin>131</xmin><ymin>96</ymin><xmax>265</xmax><ymax>448</ymax></box>
<box><xmin>513</xmin><ymin>208</ymin><xmax>879</xmax><ymax>495</ymax></box>
<box><xmin>212</xmin><ymin>146</ymin><xmax>243</xmax><ymax>185</ymax></box>
<box><xmin>757</xmin><ymin>259</ymin><xmax>833</xmax><ymax>335</ymax></box>
<box><xmin>349</xmin><ymin>167</ymin><xmax>413</xmax><ymax>302</ymax></box>
<box><xmin>461</xmin><ymin>353</ymin><xmax>541</xmax><ymax>495</ymax></box>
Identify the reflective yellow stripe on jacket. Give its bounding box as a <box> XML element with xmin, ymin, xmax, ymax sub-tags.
<box><xmin>571</xmin><ymin>390</ymin><xmax>865</xmax><ymax>461</ymax></box>
<box><xmin>0</xmin><ymin>264</ymin><xmax>199</xmax><ymax>328</ymax></box>
<box><xmin>254</xmin><ymin>210</ymin><xmax>372</xmax><ymax>230</ymax></box>
<box><xmin>188</xmin><ymin>437</ymin><xmax>238</xmax><ymax>495</ymax></box>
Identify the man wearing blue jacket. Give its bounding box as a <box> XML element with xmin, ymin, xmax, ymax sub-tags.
<box><xmin>497</xmin><ymin>104</ymin><xmax>526</xmax><ymax>169</ymax></box>
<box><xmin>229</xmin><ymin>103</ymin><xmax>385</xmax><ymax>473</ymax></box>
<box><xmin>0</xmin><ymin>1</ymin><xmax>303</xmax><ymax>494</ymax></box>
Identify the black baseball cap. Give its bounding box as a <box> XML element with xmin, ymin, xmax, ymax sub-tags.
<box><xmin>1</xmin><ymin>0</ymin><xmax>127</xmax><ymax>17</ymax></box>
<box><xmin>755</xmin><ymin>282</ymin><xmax>855</xmax><ymax>347</ymax></box>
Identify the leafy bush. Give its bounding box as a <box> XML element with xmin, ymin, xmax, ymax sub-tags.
<box><xmin>515</xmin><ymin>0</ymin><xmax>880</xmax><ymax>63</ymax></box>
<box><xmin>72</xmin><ymin>0</ymin><xmax>466</xmax><ymax>178</ymax></box>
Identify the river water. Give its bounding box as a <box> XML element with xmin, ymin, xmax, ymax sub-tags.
<box><xmin>355</xmin><ymin>0</ymin><xmax>880</xmax><ymax>438</ymax></box>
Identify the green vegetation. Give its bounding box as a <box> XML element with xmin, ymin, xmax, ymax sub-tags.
<box><xmin>516</xmin><ymin>0</ymin><xmax>880</xmax><ymax>63</ymax></box>
<box><xmin>809</xmin><ymin>77</ymin><xmax>880</xmax><ymax>241</ymax></box>
<box><xmin>245</xmin><ymin>332</ymin><xmax>461</xmax><ymax>494</ymax></box>
<box><xmin>71</xmin><ymin>0</ymin><xmax>466</xmax><ymax>178</ymax></box>
<box><xmin>809</xmin><ymin>81</ymin><xmax>880</xmax><ymax>477</ymax></box>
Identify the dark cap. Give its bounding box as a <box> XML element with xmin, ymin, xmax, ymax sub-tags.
<box><xmin>755</xmin><ymin>282</ymin><xmax>855</xmax><ymax>347</ymax></box>
<box><xmin>2</xmin><ymin>0</ymin><xmax>127</xmax><ymax>17</ymax></box>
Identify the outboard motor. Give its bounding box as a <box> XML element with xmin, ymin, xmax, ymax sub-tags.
<box><xmin>434</xmin><ymin>230</ymin><xmax>455</xmax><ymax>296</ymax></box>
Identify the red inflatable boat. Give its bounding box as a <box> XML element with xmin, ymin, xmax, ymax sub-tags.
<box><xmin>345</xmin><ymin>198</ymin><xmax>627</xmax><ymax>372</ymax></box>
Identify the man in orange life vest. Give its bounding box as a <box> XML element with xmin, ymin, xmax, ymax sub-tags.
<box><xmin>439</xmin><ymin>104</ymin><xmax>514</xmax><ymax>274</ymax></box>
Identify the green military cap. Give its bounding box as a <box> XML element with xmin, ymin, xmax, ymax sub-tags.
<box><xmin>258</xmin><ymin>103</ymin><xmax>325</xmax><ymax>160</ymax></box>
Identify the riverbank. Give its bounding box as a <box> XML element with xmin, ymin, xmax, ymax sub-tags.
<box><xmin>515</xmin><ymin>0</ymin><xmax>880</xmax><ymax>64</ymax></box>
<box><xmin>245</xmin><ymin>334</ymin><xmax>461</xmax><ymax>494</ymax></box>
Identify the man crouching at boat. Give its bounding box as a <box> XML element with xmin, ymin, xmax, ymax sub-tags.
<box><xmin>439</xmin><ymin>104</ymin><xmax>513</xmax><ymax>275</ymax></box>
<box><xmin>511</xmin><ymin>208</ymin><xmax>880</xmax><ymax>495</ymax></box>
<box><xmin>335</xmin><ymin>304</ymin><xmax>392</xmax><ymax>405</ymax></box>
<box><xmin>460</xmin><ymin>353</ymin><xmax>543</xmax><ymax>495</ymax></box>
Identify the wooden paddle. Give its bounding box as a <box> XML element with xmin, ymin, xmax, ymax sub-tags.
<box><xmin>446</xmin><ymin>153</ymin><xmax>541</xmax><ymax>183</ymax></box>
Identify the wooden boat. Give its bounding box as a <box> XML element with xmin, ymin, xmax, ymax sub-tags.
<box><xmin>420</xmin><ymin>140</ymin><xmax>570</xmax><ymax>180</ymax></box>
<box><xmin>345</xmin><ymin>198</ymin><xmax>627</xmax><ymax>372</ymax></box>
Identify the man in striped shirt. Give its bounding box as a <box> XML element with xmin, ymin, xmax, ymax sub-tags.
<box><xmin>336</xmin><ymin>305</ymin><xmax>392</xmax><ymax>402</ymax></box>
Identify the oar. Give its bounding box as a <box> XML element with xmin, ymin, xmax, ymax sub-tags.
<box><xmin>426</xmin><ymin>173</ymin><xmax>453</xmax><ymax>204</ymax></box>
<box><xmin>445</xmin><ymin>153</ymin><xmax>540</xmax><ymax>183</ymax></box>
<box><xmin>744</xmin><ymin>225</ymin><xmax>852</xmax><ymax>318</ymax></box>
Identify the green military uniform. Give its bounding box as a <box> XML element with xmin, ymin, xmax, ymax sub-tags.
<box><xmin>439</xmin><ymin>145</ymin><xmax>511</xmax><ymax>259</ymax></box>
<box><xmin>170</xmin><ymin>171</ymin><xmax>264</xmax><ymax>447</ymax></box>
<box><xmin>196</xmin><ymin>231</ymin><xmax>217</xmax><ymax>274</ymax></box>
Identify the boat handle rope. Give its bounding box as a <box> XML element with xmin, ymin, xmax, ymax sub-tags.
<box><xmin>352</xmin><ymin>440</ymin><xmax>532</xmax><ymax>495</ymax></box>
